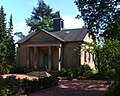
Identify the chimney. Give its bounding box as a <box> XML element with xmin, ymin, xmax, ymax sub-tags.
<box><xmin>53</xmin><ymin>11</ymin><xmax>64</xmax><ymax>31</ymax></box>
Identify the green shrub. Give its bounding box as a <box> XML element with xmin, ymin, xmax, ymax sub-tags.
<box><xmin>90</xmin><ymin>72</ymin><xmax>107</xmax><ymax>80</ymax></box>
<box><xmin>60</xmin><ymin>67</ymin><xmax>81</xmax><ymax>79</ymax></box>
<box><xmin>80</xmin><ymin>64</ymin><xmax>92</xmax><ymax>76</ymax></box>
<box><xmin>10</xmin><ymin>66</ymin><xmax>25</xmax><ymax>74</ymax></box>
<box><xmin>0</xmin><ymin>86</ymin><xmax>11</xmax><ymax>96</ymax></box>
<box><xmin>10</xmin><ymin>66</ymin><xmax>37</xmax><ymax>74</ymax></box>
<box><xmin>105</xmin><ymin>82</ymin><xmax>120</xmax><ymax>96</ymax></box>
<box><xmin>0</xmin><ymin>63</ymin><xmax>12</xmax><ymax>75</ymax></box>
<box><xmin>0</xmin><ymin>76</ymin><xmax>58</xmax><ymax>95</ymax></box>
<box><xmin>60</xmin><ymin>65</ymin><xmax>94</xmax><ymax>79</ymax></box>
<box><xmin>60</xmin><ymin>67</ymin><xmax>69</xmax><ymax>76</ymax></box>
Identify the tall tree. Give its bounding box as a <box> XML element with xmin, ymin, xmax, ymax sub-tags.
<box><xmin>0</xmin><ymin>6</ymin><xmax>6</xmax><ymax>42</ymax></box>
<box><xmin>75</xmin><ymin>0</ymin><xmax>120</xmax><ymax>39</ymax></box>
<box><xmin>7</xmin><ymin>15</ymin><xmax>15</xmax><ymax>66</ymax></box>
<box><xmin>0</xmin><ymin>6</ymin><xmax>15</xmax><ymax>74</ymax></box>
<box><xmin>26</xmin><ymin>0</ymin><xmax>54</xmax><ymax>32</ymax></box>
<box><xmin>102</xmin><ymin>11</ymin><xmax>120</xmax><ymax>41</ymax></box>
<box><xmin>0</xmin><ymin>6</ymin><xmax>7</xmax><ymax>64</ymax></box>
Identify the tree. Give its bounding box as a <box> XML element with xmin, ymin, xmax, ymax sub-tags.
<box><xmin>7</xmin><ymin>15</ymin><xmax>15</xmax><ymax>66</ymax></box>
<box><xmin>102</xmin><ymin>12</ymin><xmax>120</xmax><ymax>41</ymax></box>
<box><xmin>0</xmin><ymin>6</ymin><xmax>7</xmax><ymax>64</ymax></box>
<box><xmin>14</xmin><ymin>32</ymin><xmax>25</xmax><ymax>39</ymax></box>
<box><xmin>75</xmin><ymin>0</ymin><xmax>120</xmax><ymax>39</ymax></box>
<box><xmin>26</xmin><ymin>0</ymin><xmax>54</xmax><ymax>32</ymax></box>
<box><xmin>0</xmin><ymin>6</ymin><xmax>6</xmax><ymax>42</ymax></box>
<box><xmin>0</xmin><ymin>6</ymin><xmax>15</xmax><ymax>74</ymax></box>
<box><xmin>100</xmin><ymin>39</ymin><xmax>120</xmax><ymax>96</ymax></box>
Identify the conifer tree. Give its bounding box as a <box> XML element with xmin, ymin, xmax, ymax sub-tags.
<box><xmin>7</xmin><ymin>15</ymin><xmax>15</xmax><ymax>66</ymax></box>
<box><xmin>0</xmin><ymin>6</ymin><xmax>7</xmax><ymax>64</ymax></box>
<box><xmin>0</xmin><ymin>6</ymin><xmax>15</xmax><ymax>74</ymax></box>
<box><xmin>26</xmin><ymin>0</ymin><xmax>54</xmax><ymax>32</ymax></box>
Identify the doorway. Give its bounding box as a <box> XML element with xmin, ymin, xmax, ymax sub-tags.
<box><xmin>43</xmin><ymin>52</ymin><xmax>48</xmax><ymax>70</ymax></box>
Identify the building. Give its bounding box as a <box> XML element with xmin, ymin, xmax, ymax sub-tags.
<box><xmin>16</xmin><ymin>12</ymin><xmax>94</xmax><ymax>71</ymax></box>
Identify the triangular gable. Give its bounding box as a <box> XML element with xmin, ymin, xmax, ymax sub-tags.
<box><xmin>17</xmin><ymin>30</ymin><xmax>64</xmax><ymax>44</ymax></box>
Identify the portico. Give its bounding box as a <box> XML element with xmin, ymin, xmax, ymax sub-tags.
<box><xmin>17</xmin><ymin>42</ymin><xmax>62</xmax><ymax>71</ymax></box>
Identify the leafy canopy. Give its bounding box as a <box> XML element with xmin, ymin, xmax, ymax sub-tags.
<box><xmin>102</xmin><ymin>12</ymin><xmax>120</xmax><ymax>41</ymax></box>
<box><xmin>75</xmin><ymin>0</ymin><xmax>120</xmax><ymax>39</ymax></box>
<box><xmin>26</xmin><ymin>0</ymin><xmax>55</xmax><ymax>32</ymax></box>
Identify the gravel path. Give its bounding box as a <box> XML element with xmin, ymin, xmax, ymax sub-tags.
<box><xmin>28</xmin><ymin>77</ymin><xmax>109</xmax><ymax>96</ymax></box>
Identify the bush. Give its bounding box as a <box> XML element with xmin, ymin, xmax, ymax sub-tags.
<box><xmin>105</xmin><ymin>82</ymin><xmax>120</xmax><ymax>96</ymax></box>
<box><xmin>60</xmin><ymin>67</ymin><xmax>69</xmax><ymax>77</ymax></box>
<box><xmin>0</xmin><ymin>76</ymin><xmax>58</xmax><ymax>95</ymax></box>
<box><xmin>10</xmin><ymin>66</ymin><xmax>25</xmax><ymax>74</ymax></box>
<box><xmin>90</xmin><ymin>72</ymin><xmax>107</xmax><ymax>80</ymax></box>
<box><xmin>10</xmin><ymin>66</ymin><xmax>37</xmax><ymax>74</ymax></box>
<box><xmin>0</xmin><ymin>63</ymin><xmax>12</xmax><ymax>75</ymax></box>
<box><xmin>80</xmin><ymin>64</ymin><xmax>92</xmax><ymax>76</ymax></box>
<box><xmin>60</xmin><ymin>67</ymin><xmax>81</xmax><ymax>79</ymax></box>
<box><xmin>60</xmin><ymin>65</ymin><xmax>93</xmax><ymax>79</ymax></box>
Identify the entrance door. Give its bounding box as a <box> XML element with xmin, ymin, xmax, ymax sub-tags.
<box><xmin>43</xmin><ymin>53</ymin><xmax>48</xmax><ymax>70</ymax></box>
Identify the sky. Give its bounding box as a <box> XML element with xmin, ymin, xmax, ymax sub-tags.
<box><xmin>0</xmin><ymin>0</ymin><xmax>84</xmax><ymax>41</ymax></box>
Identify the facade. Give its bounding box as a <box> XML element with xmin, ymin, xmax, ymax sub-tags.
<box><xmin>16</xmin><ymin>28</ymin><xmax>94</xmax><ymax>71</ymax></box>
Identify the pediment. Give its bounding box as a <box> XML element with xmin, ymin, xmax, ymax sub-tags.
<box><xmin>26</xmin><ymin>31</ymin><xmax>61</xmax><ymax>43</ymax></box>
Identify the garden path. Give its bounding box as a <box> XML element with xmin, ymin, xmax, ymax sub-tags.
<box><xmin>28</xmin><ymin>77</ymin><xmax>109</xmax><ymax>96</ymax></box>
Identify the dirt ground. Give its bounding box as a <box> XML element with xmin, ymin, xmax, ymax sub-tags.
<box><xmin>28</xmin><ymin>77</ymin><xmax>109</xmax><ymax>96</ymax></box>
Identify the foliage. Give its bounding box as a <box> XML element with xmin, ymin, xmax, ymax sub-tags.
<box><xmin>0</xmin><ymin>6</ymin><xmax>15</xmax><ymax>74</ymax></box>
<box><xmin>0</xmin><ymin>63</ymin><xmax>12</xmax><ymax>74</ymax></box>
<box><xmin>7</xmin><ymin>15</ymin><xmax>15</xmax><ymax>66</ymax></box>
<box><xmin>0</xmin><ymin>86</ymin><xmax>11</xmax><ymax>96</ymax></box>
<box><xmin>10</xmin><ymin>66</ymin><xmax>26</xmax><ymax>74</ymax></box>
<box><xmin>60</xmin><ymin>67</ymin><xmax>81</xmax><ymax>79</ymax></box>
<box><xmin>91</xmin><ymin>39</ymin><xmax>120</xmax><ymax>95</ymax></box>
<box><xmin>14</xmin><ymin>32</ymin><xmax>25</xmax><ymax>39</ymax></box>
<box><xmin>0</xmin><ymin>76</ymin><xmax>58</xmax><ymax>95</ymax></box>
<box><xmin>105</xmin><ymin>82</ymin><xmax>120</xmax><ymax>96</ymax></box>
<box><xmin>26</xmin><ymin>0</ymin><xmax>55</xmax><ymax>32</ymax></box>
<box><xmin>10</xmin><ymin>66</ymin><xmax>39</xmax><ymax>74</ymax></box>
<box><xmin>102</xmin><ymin>12</ymin><xmax>120</xmax><ymax>41</ymax></box>
<box><xmin>60</xmin><ymin>65</ymin><xmax>92</xmax><ymax>79</ymax></box>
<box><xmin>75</xmin><ymin>40</ymin><xmax>120</xmax><ymax>80</ymax></box>
<box><xmin>98</xmin><ymin>40</ymin><xmax>120</xmax><ymax>80</ymax></box>
<box><xmin>80</xmin><ymin>64</ymin><xmax>92</xmax><ymax>76</ymax></box>
<box><xmin>75</xmin><ymin>0</ymin><xmax>120</xmax><ymax>39</ymax></box>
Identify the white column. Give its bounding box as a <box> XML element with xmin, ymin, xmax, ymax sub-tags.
<box><xmin>58</xmin><ymin>46</ymin><xmax>62</xmax><ymax>71</ymax></box>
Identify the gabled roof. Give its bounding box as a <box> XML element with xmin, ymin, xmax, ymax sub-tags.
<box><xmin>17</xmin><ymin>28</ymin><xmax>88</xmax><ymax>43</ymax></box>
<box><xmin>51</xmin><ymin>28</ymin><xmax>87</xmax><ymax>42</ymax></box>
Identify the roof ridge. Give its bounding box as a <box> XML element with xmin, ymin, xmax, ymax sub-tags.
<box><xmin>41</xmin><ymin>29</ymin><xmax>64</xmax><ymax>42</ymax></box>
<box><xmin>62</xmin><ymin>28</ymin><xmax>85</xmax><ymax>31</ymax></box>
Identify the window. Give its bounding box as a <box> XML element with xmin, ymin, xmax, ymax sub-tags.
<box><xmin>84</xmin><ymin>51</ymin><xmax>87</xmax><ymax>62</ymax></box>
<box><xmin>92</xmin><ymin>54</ymin><xmax>94</xmax><ymax>62</ymax></box>
<box><xmin>88</xmin><ymin>52</ymin><xmax>91</xmax><ymax>62</ymax></box>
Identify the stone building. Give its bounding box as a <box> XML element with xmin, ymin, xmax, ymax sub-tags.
<box><xmin>16</xmin><ymin>12</ymin><xmax>94</xmax><ymax>71</ymax></box>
